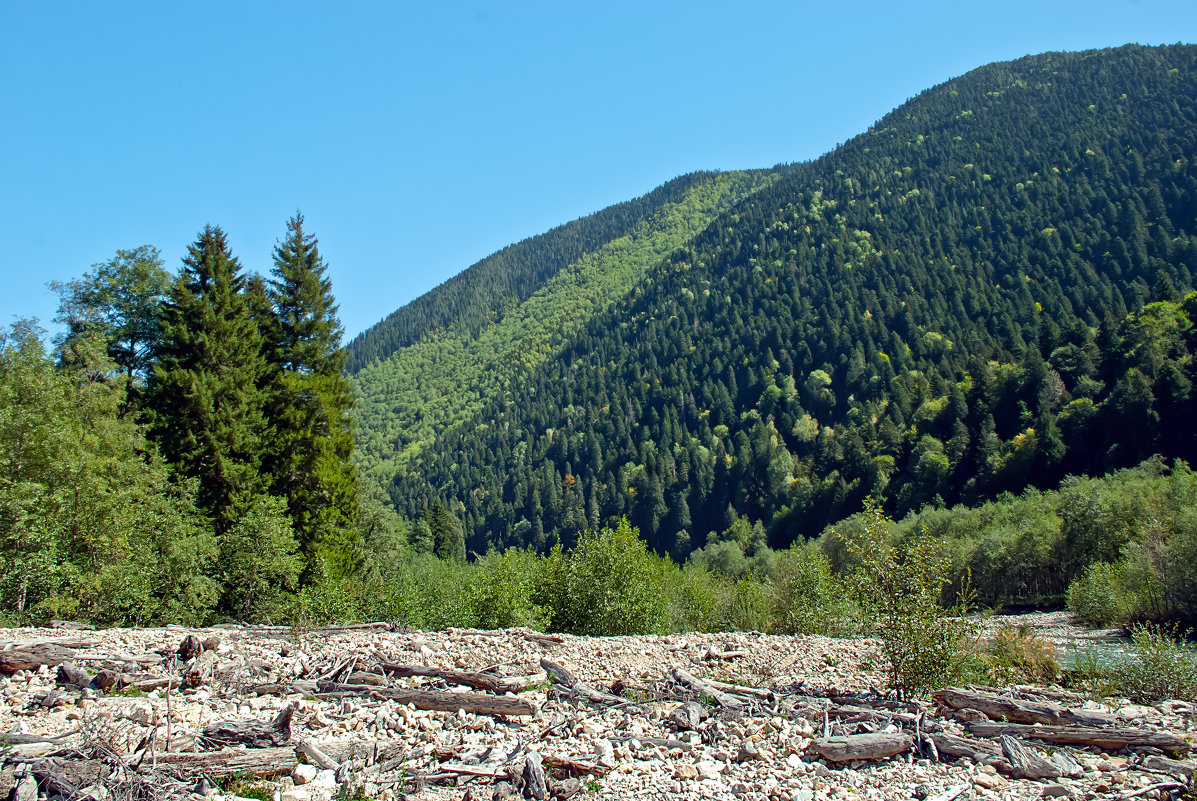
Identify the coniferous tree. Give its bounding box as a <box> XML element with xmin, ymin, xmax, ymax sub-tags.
<box><xmin>145</xmin><ymin>225</ymin><xmax>269</xmax><ymax>534</ymax></box>
<box><xmin>267</xmin><ymin>213</ymin><xmax>358</xmax><ymax>573</ymax></box>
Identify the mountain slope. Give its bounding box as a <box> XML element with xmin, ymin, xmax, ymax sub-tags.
<box><xmin>350</xmin><ymin>170</ymin><xmax>777</xmax><ymax>478</ymax></box>
<box><xmin>371</xmin><ymin>44</ymin><xmax>1197</xmax><ymax>556</ymax></box>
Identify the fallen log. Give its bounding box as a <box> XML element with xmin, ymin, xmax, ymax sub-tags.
<box><xmin>670</xmin><ymin>667</ymin><xmax>744</xmax><ymax>709</ymax></box>
<box><xmin>200</xmin><ymin>703</ymin><xmax>294</xmax><ymax>748</ymax></box>
<box><xmin>999</xmin><ymin>734</ymin><xmax>1063</xmax><ymax>779</ymax></box>
<box><xmin>1142</xmin><ymin>755</ymin><xmax>1195</xmax><ymax>780</ymax></box>
<box><xmin>966</xmin><ymin>721</ymin><xmax>1190</xmax><ymax>754</ymax></box>
<box><xmin>928</xmin><ymin>732</ymin><xmax>1004</xmax><ymax>765</ymax></box>
<box><xmin>809</xmin><ymin>732</ymin><xmax>913</xmax><ymax>762</ymax></box>
<box><xmin>932</xmin><ymin>688</ymin><xmax>1114</xmax><ymax>727</ymax></box>
<box><xmin>317</xmin><ymin>681</ymin><xmax>534</xmax><ymax>716</ymax></box>
<box><xmin>150</xmin><ymin>739</ymin><xmax>407</xmax><ymax>780</ymax></box>
<box><xmin>381</xmin><ymin>662</ymin><xmax>543</xmax><ymax>695</ymax></box>
<box><xmin>700</xmin><ymin>676</ymin><xmax>774</xmax><ymax>702</ymax></box>
<box><xmin>0</xmin><ymin>645</ymin><xmax>76</xmax><ymax>674</ymax></box>
<box><xmin>541</xmin><ymin>659</ymin><xmax>625</xmax><ymax>706</ymax></box>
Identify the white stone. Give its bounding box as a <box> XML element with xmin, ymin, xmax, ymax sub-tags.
<box><xmin>291</xmin><ymin>764</ymin><xmax>318</xmax><ymax>786</ymax></box>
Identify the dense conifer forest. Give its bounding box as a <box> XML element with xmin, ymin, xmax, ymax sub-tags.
<box><xmin>3</xmin><ymin>44</ymin><xmax>1197</xmax><ymax>631</ymax></box>
<box><xmin>356</xmin><ymin>44</ymin><xmax>1197</xmax><ymax>562</ymax></box>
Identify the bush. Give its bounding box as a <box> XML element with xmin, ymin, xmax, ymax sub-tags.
<box><xmin>980</xmin><ymin>624</ymin><xmax>1062</xmax><ymax>684</ymax></box>
<box><xmin>539</xmin><ymin>519</ymin><xmax>670</xmax><ymax>635</ymax></box>
<box><xmin>468</xmin><ymin>548</ymin><xmax>547</xmax><ymax>630</ymax></box>
<box><xmin>770</xmin><ymin>542</ymin><xmax>859</xmax><ymax>636</ymax></box>
<box><xmin>1112</xmin><ymin>623</ymin><xmax>1197</xmax><ymax>703</ymax></box>
<box><xmin>1067</xmin><ymin>561</ymin><xmax>1128</xmax><ymax>626</ymax></box>
<box><xmin>838</xmin><ymin>500</ymin><xmax>976</xmax><ymax>698</ymax></box>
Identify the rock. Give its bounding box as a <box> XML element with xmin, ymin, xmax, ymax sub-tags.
<box><xmin>311</xmin><ymin>769</ymin><xmax>337</xmax><ymax>790</ymax></box>
<box><xmin>696</xmin><ymin>760</ymin><xmax>723</xmax><ymax>781</ymax></box>
<box><xmin>736</xmin><ymin>741</ymin><xmax>763</xmax><ymax>762</ymax></box>
<box><xmin>178</xmin><ymin>634</ymin><xmax>203</xmax><ymax>661</ymax></box>
<box><xmin>669</xmin><ymin>701</ymin><xmax>708</xmax><ymax>731</ymax></box>
<box><xmin>675</xmin><ymin>764</ymin><xmax>699</xmax><ymax>780</ymax></box>
<box><xmin>292</xmin><ymin>764</ymin><xmax>318</xmax><ymax>785</ymax></box>
<box><xmin>594</xmin><ymin>738</ymin><xmax>615</xmax><ymax>768</ymax></box>
<box><xmin>1040</xmin><ymin>784</ymin><xmax>1074</xmax><ymax>799</ymax></box>
<box><xmin>553</xmin><ymin>777</ymin><xmax>582</xmax><ymax>799</ymax></box>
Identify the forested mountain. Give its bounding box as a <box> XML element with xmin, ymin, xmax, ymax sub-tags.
<box><xmin>345</xmin><ymin>171</ymin><xmax>776</xmax><ymax>373</ymax></box>
<box><xmin>356</xmin><ymin>44</ymin><xmax>1197</xmax><ymax>560</ymax></box>
<box><xmin>350</xmin><ymin>171</ymin><xmax>776</xmax><ymax>478</ymax></box>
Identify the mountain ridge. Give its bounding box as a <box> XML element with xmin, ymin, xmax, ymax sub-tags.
<box><xmin>356</xmin><ymin>43</ymin><xmax>1197</xmax><ymax>558</ymax></box>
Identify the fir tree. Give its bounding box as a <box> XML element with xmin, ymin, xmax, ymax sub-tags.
<box><xmin>145</xmin><ymin>225</ymin><xmax>268</xmax><ymax>534</ymax></box>
<box><xmin>267</xmin><ymin>213</ymin><xmax>359</xmax><ymax>574</ymax></box>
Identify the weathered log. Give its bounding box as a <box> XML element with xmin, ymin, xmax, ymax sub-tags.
<box><xmin>999</xmin><ymin>734</ymin><xmax>1062</xmax><ymax>779</ymax></box>
<box><xmin>670</xmin><ymin>667</ymin><xmax>744</xmax><ymax>709</ymax></box>
<box><xmin>523</xmin><ymin>752</ymin><xmax>549</xmax><ymax>801</ymax></box>
<box><xmin>1142</xmin><ymin>755</ymin><xmax>1195</xmax><ymax>780</ymax></box>
<box><xmin>932</xmin><ymin>688</ymin><xmax>1114</xmax><ymax>727</ymax></box>
<box><xmin>809</xmin><ymin>732</ymin><xmax>914</xmax><ymax>762</ymax></box>
<box><xmin>381</xmin><ymin>662</ymin><xmax>542</xmax><ymax>695</ymax></box>
<box><xmin>150</xmin><ymin>747</ymin><xmax>299</xmax><ymax>779</ymax></box>
<box><xmin>966</xmin><ymin>721</ymin><xmax>1190</xmax><ymax>754</ymax></box>
<box><xmin>55</xmin><ymin>661</ymin><xmax>90</xmax><ymax>688</ymax></box>
<box><xmin>50</xmin><ymin>620</ymin><xmax>94</xmax><ymax>631</ymax></box>
<box><xmin>295</xmin><ymin>740</ymin><xmax>338</xmax><ymax>770</ymax></box>
<box><xmin>200</xmin><ymin>703</ymin><xmax>294</xmax><ymax>748</ymax></box>
<box><xmin>927</xmin><ymin>732</ymin><xmax>1004</xmax><ymax>765</ymax></box>
<box><xmin>317</xmin><ymin>681</ymin><xmax>534</xmax><ymax>717</ymax></box>
<box><xmin>183</xmin><ymin>649</ymin><xmax>219</xmax><ymax>687</ymax></box>
<box><xmin>700</xmin><ymin>676</ymin><xmax>774</xmax><ymax>701</ymax></box>
<box><xmin>0</xmin><ymin>644</ymin><xmax>76</xmax><ymax>674</ymax></box>
<box><xmin>542</xmin><ymin>658</ymin><xmax>625</xmax><ymax>706</ymax></box>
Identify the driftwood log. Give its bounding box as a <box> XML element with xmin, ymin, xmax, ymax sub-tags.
<box><xmin>541</xmin><ymin>659</ymin><xmax>625</xmax><ymax>706</ymax></box>
<box><xmin>967</xmin><ymin>721</ymin><xmax>1190</xmax><ymax>754</ymax></box>
<box><xmin>932</xmin><ymin>688</ymin><xmax>1114</xmax><ymax>726</ymax></box>
<box><xmin>809</xmin><ymin>733</ymin><xmax>914</xmax><ymax>762</ymax></box>
<box><xmin>670</xmin><ymin>667</ymin><xmax>744</xmax><ymax>709</ymax></box>
<box><xmin>200</xmin><ymin>703</ymin><xmax>294</xmax><ymax>748</ymax></box>
<box><xmin>928</xmin><ymin>731</ymin><xmax>1004</xmax><ymax>765</ymax></box>
<box><xmin>317</xmin><ymin>681</ymin><xmax>534</xmax><ymax>716</ymax></box>
<box><xmin>381</xmin><ymin>662</ymin><xmax>544</xmax><ymax>695</ymax></box>
<box><xmin>0</xmin><ymin>645</ymin><xmax>76</xmax><ymax>674</ymax></box>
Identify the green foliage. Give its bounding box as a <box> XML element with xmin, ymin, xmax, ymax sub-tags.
<box><xmin>1111</xmin><ymin>624</ymin><xmax>1197</xmax><ymax>703</ymax></box>
<box><xmin>265</xmin><ymin>213</ymin><xmax>358</xmax><ymax>574</ymax></box>
<box><xmin>838</xmin><ymin>500</ymin><xmax>976</xmax><ymax>698</ymax></box>
<box><xmin>1067</xmin><ymin>562</ymin><xmax>1129</xmax><ymax>627</ymax></box>
<box><xmin>539</xmin><ymin>519</ymin><xmax>671</xmax><ymax>635</ymax></box>
<box><xmin>146</xmin><ymin>224</ymin><xmax>269</xmax><ymax>535</ymax></box>
<box><xmin>362</xmin><ymin>44</ymin><xmax>1197</xmax><ymax>570</ymax></box>
<box><xmin>0</xmin><ymin>322</ymin><xmax>216</xmax><ymax>624</ymax></box>
<box><xmin>979</xmin><ymin>624</ymin><xmax>1062</xmax><ymax>685</ymax></box>
<box><xmin>50</xmin><ymin>245</ymin><xmax>172</xmax><ymax>382</ymax></box>
<box><xmin>219</xmin><ymin>494</ymin><xmax>303</xmax><ymax>621</ymax></box>
<box><xmin>771</xmin><ymin>542</ymin><xmax>860</xmax><ymax>636</ymax></box>
<box><xmin>468</xmin><ymin>548</ymin><xmax>546</xmax><ymax>630</ymax></box>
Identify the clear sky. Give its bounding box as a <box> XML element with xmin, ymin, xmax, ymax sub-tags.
<box><xmin>3</xmin><ymin>1</ymin><xmax>1195</xmax><ymax>340</ymax></box>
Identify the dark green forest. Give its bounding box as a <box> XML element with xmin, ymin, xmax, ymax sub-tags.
<box><xmin>4</xmin><ymin>44</ymin><xmax>1197</xmax><ymax>631</ymax></box>
<box><xmin>360</xmin><ymin>44</ymin><xmax>1197</xmax><ymax>564</ymax></box>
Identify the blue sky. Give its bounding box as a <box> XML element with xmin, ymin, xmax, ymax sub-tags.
<box><xmin>3</xmin><ymin>1</ymin><xmax>1196</xmax><ymax>340</ymax></box>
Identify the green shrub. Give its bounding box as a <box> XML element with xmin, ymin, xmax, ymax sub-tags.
<box><xmin>837</xmin><ymin>500</ymin><xmax>976</xmax><ymax>698</ymax></box>
<box><xmin>1067</xmin><ymin>561</ymin><xmax>1128</xmax><ymax>626</ymax></box>
<box><xmin>1112</xmin><ymin>623</ymin><xmax>1197</xmax><ymax>703</ymax></box>
<box><xmin>980</xmin><ymin>624</ymin><xmax>1062</xmax><ymax>684</ymax></box>
<box><xmin>770</xmin><ymin>541</ymin><xmax>859</xmax><ymax>636</ymax></box>
<box><xmin>539</xmin><ymin>519</ymin><xmax>670</xmax><ymax>635</ymax></box>
<box><xmin>468</xmin><ymin>548</ymin><xmax>547</xmax><ymax>630</ymax></box>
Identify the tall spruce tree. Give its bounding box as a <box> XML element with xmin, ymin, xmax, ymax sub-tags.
<box><xmin>145</xmin><ymin>225</ymin><xmax>269</xmax><ymax>534</ymax></box>
<box><xmin>267</xmin><ymin>213</ymin><xmax>358</xmax><ymax>574</ymax></box>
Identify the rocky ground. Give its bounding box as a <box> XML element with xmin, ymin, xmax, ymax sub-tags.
<box><xmin>0</xmin><ymin>617</ymin><xmax>1191</xmax><ymax>801</ymax></box>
